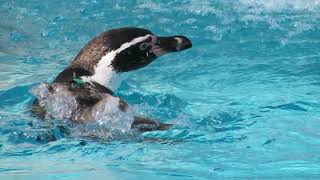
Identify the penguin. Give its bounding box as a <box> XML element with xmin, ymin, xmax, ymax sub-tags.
<box><xmin>32</xmin><ymin>27</ymin><xmax>192</xmax><ymax>133</ymax></box>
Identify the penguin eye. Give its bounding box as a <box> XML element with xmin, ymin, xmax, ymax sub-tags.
<box><xmin>139</xmin><ymin>43</ymin><xmax>149</xmax><ymax>51</ymax></box>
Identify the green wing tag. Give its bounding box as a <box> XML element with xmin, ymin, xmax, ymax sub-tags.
<box><xmin>71</xmin><ymin>77</ymin><xmax>85</xmax><ymax>88</ymax></box>
<box><xmin>73</xmin><ymin>78</ymin><xmax>85</xmax><ymax>84</ymax></box>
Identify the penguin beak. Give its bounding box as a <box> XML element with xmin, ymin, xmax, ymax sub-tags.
<box><xmin>150</xmin><ymin>36</ymin><xmax>192</xmax><ymax>57</ymax></box>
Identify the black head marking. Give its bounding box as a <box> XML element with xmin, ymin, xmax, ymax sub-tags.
<box><xmin>111</xmin><ymin>35</ymin><xmax>157</xmax><ymax>72</ymax></box>
<box><xmin>110</xmin><ymin>33</ymin><xmax>193</xmax><ymax>72</ymax></box>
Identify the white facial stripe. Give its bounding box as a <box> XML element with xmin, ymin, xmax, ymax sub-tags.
<box><xmin>82</xmin><ymin>34</ymin><xmax>152</xmax><ymax>90</ymax></box>
<box><xmin>116</xmin><ymin>34</ymin><xmax>152</xmax><ymax>54</ymax></box>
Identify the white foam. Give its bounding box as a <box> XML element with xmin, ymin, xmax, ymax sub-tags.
<box><xmin>31</xmin><ymin>83</ymin><xmax>136</xmax><ymax>136</ymax></box>
<box><xmin>90</xmin><ymin>95</ymin><xmax>135</xmax><ymax>133</ymax></box>
<box><xmin>31</xmin><ymin>83</ymin><xmax>78</xmax><ymax>120</ymax></box>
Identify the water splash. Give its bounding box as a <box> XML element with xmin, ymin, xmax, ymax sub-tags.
<box><xmin>31</xmin><ymin>83</ymin><xmax>78</xmax><ymax>119</ymax></box>
<box><xmin>30</xmin><ymin>83</ymin><xmax>136</xmax><ymax>139</ymax></box>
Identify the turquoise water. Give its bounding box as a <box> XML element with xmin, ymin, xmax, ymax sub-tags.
<box><xmin>1</xmin><ymin>0</ymin><xmax>320</xmax><ymax>179</ymax></box>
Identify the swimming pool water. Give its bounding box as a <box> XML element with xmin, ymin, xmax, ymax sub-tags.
<box><xmin>1</xmin><ymin>0</ymin><xmax>320</xmax><ymax>179</ymax></box>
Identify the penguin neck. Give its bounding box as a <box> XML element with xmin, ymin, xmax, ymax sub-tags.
<box><xmin>87</xmin><ymin>50</ymin><xmax>117</xmax><ymax>86</ymax></box>
<box><xmin>81</xmin><ymin>50</ymin><xmax>125</xmax><ymax>91</ymax></box>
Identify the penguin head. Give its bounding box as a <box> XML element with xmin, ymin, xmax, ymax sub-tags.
<box><xmin>70</xmin><ymin>27</ymin><xmax>192</xmax><ymax>88</ymax></box>
<box><xmin>106</xmin><ymin>27</ymin><xmax>192</xmax><ymax>72</ymax></box>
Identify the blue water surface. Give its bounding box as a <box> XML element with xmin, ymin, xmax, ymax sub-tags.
<box><xmin>1</xmin><ymin>0</ymin><xmax>320</xmax><ymax>179</ymax></box>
